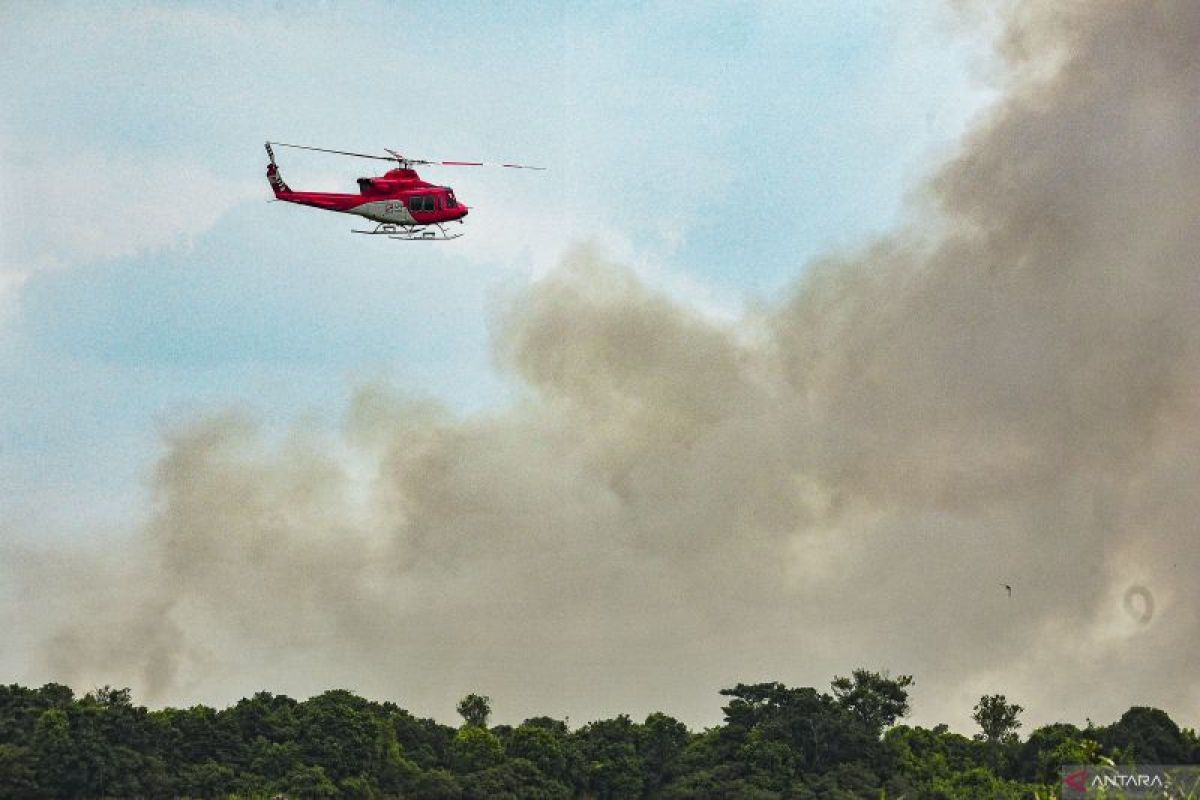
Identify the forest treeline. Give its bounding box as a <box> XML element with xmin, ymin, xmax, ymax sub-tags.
<box><xmin>1</xmin><ymin>670</ymin><xmax>1197</xmax><ymax>798</ymax></box>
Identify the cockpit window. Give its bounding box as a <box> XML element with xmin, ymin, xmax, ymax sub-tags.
<box><xmin>446</xmin><ymin>190</ymin><xmax>457</xmax><ymax>208</ymax></box>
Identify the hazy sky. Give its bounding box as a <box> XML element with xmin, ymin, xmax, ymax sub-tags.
<box><xmin>4</xmin><ymin>1</ymin><xmax>1196</xmax><ymax>737</ymax></box>
<box><xmin>0</xmin><ymin>1</ymin><xmax>992</xmax><ymax>538</ymax></box>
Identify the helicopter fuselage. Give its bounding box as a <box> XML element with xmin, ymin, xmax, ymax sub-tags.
<box><xmin>267</xmin><ymin>163</ymin><xmax>468</xmax><ymax>227</ymax></box>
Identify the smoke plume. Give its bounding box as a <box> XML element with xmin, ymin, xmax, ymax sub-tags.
<box><xmin>9</xmin><ymin>0</ymin><xmax>1200</xmax><ymax>730</ymax></box>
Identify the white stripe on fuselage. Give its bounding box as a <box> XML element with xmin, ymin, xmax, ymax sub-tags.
<box><xmin>348</xmin><ymin>200</ymin><xmax>416</xmax><ymax>224</ymax></box>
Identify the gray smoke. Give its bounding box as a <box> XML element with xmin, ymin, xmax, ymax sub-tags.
<box><xmin>9</xmin><ymin>0</ymin><xmax>1200</xmax><ymax>730</ymax></box>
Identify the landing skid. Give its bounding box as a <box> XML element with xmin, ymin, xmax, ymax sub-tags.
<box><xmin>351</xmin><ymin>222</ymin><xmax>462</xmax><ymax>241</ymax></box>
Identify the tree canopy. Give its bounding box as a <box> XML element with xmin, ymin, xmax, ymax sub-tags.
<box><xmin>0</xmin><ymin>676</ymin><xmax>1193</xmax><ymax>798</ymax></box>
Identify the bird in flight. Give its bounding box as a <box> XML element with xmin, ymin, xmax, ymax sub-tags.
<box><xmin>1001</xmin><ymin>584</ymin><xmax>1012</xmax><ymax>597</ymax></box>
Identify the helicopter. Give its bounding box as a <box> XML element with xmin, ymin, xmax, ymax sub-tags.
<box><xmin>264</xmin><ymin>141</ymin><xmax>544</xmax><ymax>241</ymax></box>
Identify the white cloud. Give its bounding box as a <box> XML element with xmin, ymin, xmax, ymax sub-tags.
<box><xmin>0</xmin><ymin>270</ymin><xmax>28</xmax><ymax>326</ymax></box>
<box><xmin>0</xmin><ymin>141</ymin><xmax>260</xmax><ymax>333</ymax></box>
<box><xmin>1</xmin><ymin>144</ymin><xmax>259</xmax><ymax>273</ymax></box>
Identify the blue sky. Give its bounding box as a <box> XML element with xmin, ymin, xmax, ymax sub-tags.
<box><xmin>0</xmin><ymin>1</ymin><xmax>995</xmax><ymax>541</ymax></box>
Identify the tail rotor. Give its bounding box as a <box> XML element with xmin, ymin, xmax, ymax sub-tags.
<box><xmin>264</xmin><ymin>142</ymin><xmax>291</xmax><ymax>196</ymax></box>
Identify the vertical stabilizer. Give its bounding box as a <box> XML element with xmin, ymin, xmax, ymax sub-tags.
<box><xmin>265</xmin><ymin>142</ymin><xmax>291</xmax><ymax>196</ymax></box>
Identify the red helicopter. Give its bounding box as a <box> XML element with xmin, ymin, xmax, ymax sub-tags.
<box><xmin>265</xmin><ymin>141</ymin><xmax>544</xmax><ymax>241</ymax></box>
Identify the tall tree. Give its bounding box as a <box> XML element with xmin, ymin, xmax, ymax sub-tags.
<box><xmin>973</xmin><ymin>694</ymin><xmax>1023</xmax><ymax>777</ymax></box>
<box><xmin>972</xmin><ymin>695</ymin><xmax>1023</xmax><ymax>744</ymax></box>
<box><xmin>830</xmin><ymin>669</ymin><xmax>914</xmax><ymax>737</ymax></box>
<box><xmin>457</xmin><ymin>694</ymin><xmax>492</xmax><ymax>729</ymax></box>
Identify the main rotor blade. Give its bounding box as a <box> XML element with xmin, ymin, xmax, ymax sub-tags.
<box><xmin>421</xmin><ymin>159</ymin><xmax>546</xmax><ymax>170</ymax></box>
<box><xmin>270</xmin><ymin>142</ymin><xmax>547</xmax><ymax>170</ymax></box>
<box><xmin>388</xmin><ymin>149</ymin><xmax>546</xmax><ymax>170</ymax></box>
<box><xmin>269</xmin><ymin>142</ymin><xmax>395</xmax><ymax>162</ymax></box>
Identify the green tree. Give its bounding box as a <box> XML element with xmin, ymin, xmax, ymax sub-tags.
<box><xmin>718</xmin><ymin>682</ymin><xmax>879</xmax><ymax>776</ymax></box>
<box><xmin>885</xmin><ymin>722</ymin><xmax>987</xmax><ymax>790</ymax></box>
<box><xmin>799</xmin><ymin>760</ymin><xmax>883</xmax><ymax>797</ymax></box>
<box><xmin>409</xmin><ymin>767</ymin><xmax>464</xmax><ymax>799</ymax></box>
<box><xmin>176</xmin><ymin>760</ymin><xmax>238</xmax><ymax>797</ymax></box>
<box><xmin>79</xmin><ymin>686</ymin><xmax>165</xmax><ymax>797</ymax></box>
<box><xmin>391</xmin><ymin>706</ymin><xmax>457</xmax><ymax>770</ymax></box>
<box><xmin>1017</xmin><ymin>723</ymin><xmax>1102</xmax><ymax>784</ymax></box>
<box><xmin>0</xmin><ymin>743</ymin><xmax>39</xmax><ymax>798</ymax></box>
<box><xmin>460</xmin><ymin>758</ymin><xmax>572</xmax><ymax>800</ymax></box>
<box><xmin>972</xmin><ymin>694</ymin><xmax>1023</xmax><ymax>777</ymax></box>
<box><xmin>373</xmin><ymin>722</ymin><xmax>421</xmax><ymax>793</ymax></box>
<box><xmin>640</xmin><ymin>712</ymin><xmax>689</xmax><ymax>793</ymax></box>
<box><xmin>297</xmin><ymin>689</ymin><xmax>387</xmax><ymax>783</ymax></box>
<box><xmin>830</xmin><ymin>669</ymin><xmax>913</xmax><ymax>737</ymax></box>
<box><xmin>8</xmin><ymin>672</ymin><xmax>1195</xmax><ymax>797</ymax></box>
<box><xmin>928</xmin><ymin>765</ymin><xmax>1028</xmax><ymax>799</ymax></box>
<box><xmin>574</xmin><ymin>715</ymin><xmax>645</xmax><ymax>799</ymax></box>
<box><xmin>521</xmin><ymin>716</ymin><xmax>570</xmax><ymax>736</ymax></box>
<box><xmin>281</xmin><ymin>763</ymin><xmax>339</xmax><ymax>798</ymax></box>
<box><xmin>32</xmin><ymin>708</ymin><xmax>82</xmax><ymax>798</ymax></box>
<box><xmin>225</xmin><ymin>690</ymin><xmax>299</xmax><ymax>746</ymax></box>
<box><xmin>245</xmin><ymin>736</ymin><xmax>302</xmax><ymax>785</ymax></box>
<box><xmin>0</xmin><ymin>683</ymin><xmax>73</xmax><ymax>750</ymax></box>
<box><xmin>972</xmin><ymin>694</ymin><xmax>1023</xmax><ymax>744</ymax></box>
<box><xmin>1101</xmin><ymin>706</ymin><xmax>1191</xmax><ymax>764</ymax></box>
<box><xmin>1186</xmin><ymin>726</ymin><xmax>1200</xmax><ymax>763</ymax></box>
<box><xmin>507</xmin><ymin>724</ymin><xmax>568</xmax><ymax>782</ymax></box>
<box><xmin>456</xmin><ymin>694</ymin><xmax>492</xmax><ymax>729</ymax></box>
<box><xmin>450</xmin><ymin>725</ymin><xmax>504</xmax><ymax>773</ymax></box>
